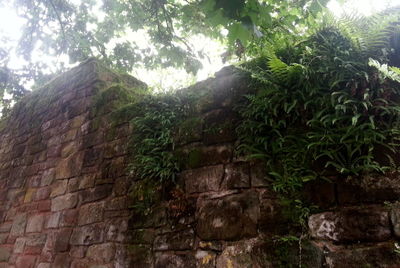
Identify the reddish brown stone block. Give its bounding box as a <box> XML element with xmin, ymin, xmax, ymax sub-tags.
<box><xmin>38</xmin><ymin>200</ymin><xmax>51</xmax><ymax>212</ymax></box>
<box><xmin>78</xmin><ymin>203</ymin><xmax>104</xmax><ymax>226</ymax></box>
<box><xmin>59</xmin><ymin>209</ymin><xmax>78</xmax><ymax>227</ymax></box>
<box><xmin>15</xmin><ymin>255</ymin><xmax>36</xmax><ymax>268</ymax></box>
<box><xmin>51</xmin><ymin>193</ymin><xmax>78</xmax><ymax>211</ymax></box>
<box><xmin>34</xmin><ymin>187</ymin><xmax>51</xmax><ymax>201</ymax></box>
<box><xmin>54</xmin><ymin>229</ymin><xmax>72</xmax><ymax>252</ymax></box>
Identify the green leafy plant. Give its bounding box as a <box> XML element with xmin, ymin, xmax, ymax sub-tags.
<box><xmin>237</xmin><ymin>13</ymin><xmax>400</xmax><ymax>191</ymax></box>
<box><xmin>236</xmin><ymin>12</ymin><xmax>400</xmax><ymax>257</ymax></box>
<box><xmin>122</xmin><ymin>93</ymin><xmax>189</xmax><ymax>214</ymax></box>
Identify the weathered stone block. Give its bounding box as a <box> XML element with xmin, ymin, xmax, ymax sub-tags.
<box><xmin>26</xmin><ymin>214</ymin><xmax>45</xmax><ymax>233</ymax></box>
<box><xmin>51</xmin><ymin>193</ymin><xmax>78</xmax><ymax>211</ymax></box>
<box><xmin>324</xmin><ymin>242</ymin><xmax>400</xmax><ymax>268</ymax></box>
<box><xmin>80</xmin><ymin>185</ymin><xmax>113</xmax><ymax>204</ymax></box>
<box><xmin>50</xmin><ymin>179</ymin><xmax>68</xmax><ymax>197</ymax></box>
<box><xmin>55</xmin><ymin>151</ymin><xmax>84</xmax><ymax>179</ymax></box>
<box><xmin>45</xmin><ymin>212</ymin><xmax>60</xmax><ymax>229</ymax></box>
<box><xmin>15</xmin><ymin>255</ymin><xmax>36</xmax><ymax>268</ymax></box>
<box><xmin>59</xmin><ymin>209</ymin><xmax>78</xmax><ymax>227</ymax></box>
<box><xmin>86</xmin><ymin>242</ymin><xmax>116</xmax><ymax>262</ymax></box>
<box><xmin>181</xmin><ymin>165</ymin><xmax>224</xmax><ymax>194</ymax></box>
<box><xmin>78</xmin><ymin>203</ymin><xmax>104</xmax><ymax>226</ymax></box>
<box><xmin>70</xmin><ymin>223</ymin><xmax>104</xmax><ymax>245</ymax></box>
<box><xmin>40</xmin><ymin>168</ymin><xmax>55</xmax><ymax>186</ymax></box>
<box><xmin>337</xmin><ymin>174</ymin><xmax>400</xmax><ymax>204</ymax></box>
<box><xmin>78</xmin><ymin>174</ymin><xmax>95</xmax><ymax>190</ymax></box>
<box><xmin>309</xmin><ymin>206</ymin><xmax>391</xmax><ymax>243</ymax></box>
<box><xmin>34</xmin><ymin>186</ymin><xmax>51</xmax><ymax>201</ymax></box>
<box><xmin>54</xmin><ymin>229</ymin><xmax>72</xmax><ymax>252</ymax></box>
<box><xmin>0</xmin><ymin>222</ymin><xmax>12</xmax><ymax>233</ymax></box>
<box><xmin>0</xmin><ymin>247</ymin><xmax>11</xmax><ymax>262</ymax></box>
<box><xmin>53</xmin><ymin>253</ymin><xmax>71</xmax><ymax>268</ymax></box>
<box><xmin>196</xmin><ymin>191</ymin><xmax>259</xmax><ymax>240</ymax></box>
<box><xmin>10</xmin><ymin>213</ymin><xmax>27</xmax><ymax>237</ymax></box>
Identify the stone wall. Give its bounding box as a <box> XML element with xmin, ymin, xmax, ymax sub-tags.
<box><xmin>1</xmin><ymin>59</ymin><xmax>400</xmax><ymax>268</ymax></box>
<box><xmin>0</xmin><ymin>59</ymin><xmax>144</xmax><ymax>268</ymax></box>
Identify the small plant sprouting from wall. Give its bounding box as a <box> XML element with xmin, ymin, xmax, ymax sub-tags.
<box><xmin>120</xmin><ymin>93</ymin><xmax>193</xmax><ymax>215</ymax></box>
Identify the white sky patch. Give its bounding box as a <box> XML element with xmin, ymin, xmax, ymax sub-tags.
<box><xmin>328</xmin><ymin>0</ymin><xmax>400</xmax><ymax>16</ymax></box>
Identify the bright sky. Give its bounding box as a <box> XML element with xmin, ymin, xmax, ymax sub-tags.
<box><xmin>1</xmin><ymin>0</ymin><xmax>400</xmax><ymax>91</ymax></box>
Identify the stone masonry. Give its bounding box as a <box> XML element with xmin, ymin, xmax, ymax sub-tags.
<box><xmin>1</xmin><ymin>59</ymin><xmax>400</xmax><ymax>267</ymax></box>
<box><xmin>0</xmin><ymin>59</ymin><xmax>143</xmax><ymax>268</ymax></box>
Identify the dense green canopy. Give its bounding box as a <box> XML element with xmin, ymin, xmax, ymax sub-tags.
<box><xmin>0</xmin><ymin>0</ymin><xmax>331</xmax><ymax>115</ymax></box>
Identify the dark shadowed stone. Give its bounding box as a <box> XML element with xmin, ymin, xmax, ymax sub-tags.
<box><xmin>131</xmin><ymin>206</ymin><xmax>167</xmax><ymax>229</ymax></box>
<box><xmin>304</xmin><ymin>179</ymin><xmax>336</xmax><ymax>209</ymax></box>
<box><xmin>174</xmin><ymin>117</ymin><xmax>203</xmax><ymax>145</ymax></box>
<box><xmin>258</xmin><ymin>195</ymin><xmax>287</xmax><ymax>234</ymax></box>
<box><xmin>337</xmin><ymin>174</ymin><xmax>400</xmax><ymax>204</ymax></box>
<box><xmin>180</xmin><ymin>165</ymin><xmax>224</xmax><ymax>194</ymax></box>
<box><xmin>79</xmin><ymin>184</ymin><xmax>113</xmax><ymax>204</ymax></box>
<box><xmin>130</xmin><ymin>229</ymin><xmax>155</xmax><ymax>245</ymax></box>
<box><xmin>196</xmin><ymin>191</ymin><xmax>259</xmax><ymax>241</ymax></box>
<box><xmin>177</xmin><ymin>144</ymin><xmax>233</xmax><ymax>169</ymax></box>
<box><xmin>222</xmin><ymin>162</ymin><xmax>250</xmax><ymax>189</ymax></box>
<box><xmin>324</xmin><ymin>242</ymin><xmax>400</xmax><ymax>268</ymax></box>
<box><xmin>202</xmin><ymin>109</ymin><xmax>237</xmax><ymax>145</ymax></box>
<box><xmin>82</xmin><ymin>147</ymin><xmax>103</xmax><ymax>167</ymax></box>
<box><xmin>153</xmin><ymin>228</ymin><xmax>194</xmax><ymax>251</ymax></box>
<box><xmin>155</xmin><ymin>252</ymin><xmax>196</xmax><ymax>268</ymax></box>
<box><xmin>128</xmin><ymin>244</ymin><xmax>153</xmax><ymax>267</ymax></box>
<box><xmin>390</xmin><ymin>203</ymin><xmax>400</xmax><ymax>238</ymax></box>
<box><xmin>70</xmin><ymin>223</ymin><xmax>104</xmax><ymax>245</ymax></box>
<box><xmin>308</xmin><ymin>205</ymin><xmax>391</xmax><ymax>243</ymax></box>
<box><xmin>54</xmin><ymin>229</ymin><xmax>72</xmax><ymax>252</ymax></box>
<box><xmin>249</xmin><ymin>161</ymin><xmax>270</xmax><ymax>187</ymax></box>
